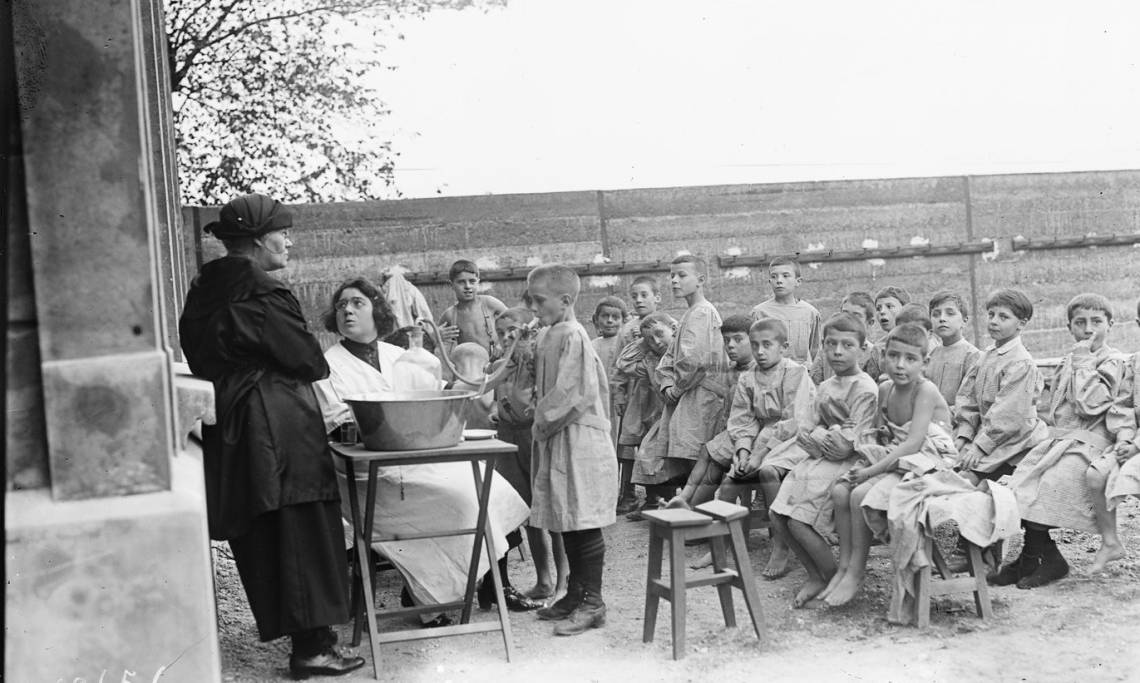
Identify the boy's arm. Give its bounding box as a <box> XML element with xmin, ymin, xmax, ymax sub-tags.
<box><xmin>533</xmin><ymin>332</ymin><xmax>596</xmax><ymax>441</ymax></box>
<box><xmin>971</xmin><ymin>359</ymin><xmax>1041</xmax><ymax>458</ymax></box>
<box><xmin>1109</xmin><ymin>355</ymin><xmax>1136</xmax><ymax>450</ymax></box>
<box><xmin>726</xmin><ymin>377</ymin><xmax>761</xmax><ymax>456</ymax></box>
<box><xmin>661</xmin><ymin>308</ymin><xmax>718</xmax><ymax>400</ymax></box>
<box><xmin>859</xmin><ymin>382</ymin><xmax>941</xmax><ymax>479</ymax></box>
<box><xmin>953</xmin><ymin>359</ymin><xmax>982</xmax><ymax>446</ymax></box>
<box><xmin>1071</xmin><ymin>350</ymin><xmax>1125</xmax><ymax>420</ymax></box>
<box><xmin>808</xmin><ymin>307</ymin><xmax>823</xmax><ymax>364</ymax></box>
<box><xmin>481</xmin><ymin>295</ymin><xmax>508</xmax><ymax>317</ymax></box>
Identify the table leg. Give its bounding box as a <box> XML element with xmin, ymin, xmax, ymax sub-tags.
<box><xmin>346</xmin><ymin>459</ymin><xmax>382</xmax><ymax>679</ymax></box>
<box><xmin>474</xmin><ymin>458</ymin><xmax>514</xmax><ymax>661</ymax></box>
<box><xmin>343</xmin><ymin>458</ymin><xmax>364</xmax><ymax>647</ymax></box>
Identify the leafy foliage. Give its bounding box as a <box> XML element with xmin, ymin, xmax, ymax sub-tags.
<box><xmin>165</xmin><ymin>1</ymin><xmax>494</xmax><ymax>205</ymax></box>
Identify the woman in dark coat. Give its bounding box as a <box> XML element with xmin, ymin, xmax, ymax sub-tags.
<box><xmin>179</xmin><ymin>193</ymin><xmax>363</xmax><ymax>678</ymax></box>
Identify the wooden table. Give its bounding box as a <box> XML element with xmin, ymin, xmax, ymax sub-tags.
<box><xmin>330</xmin><ymin>439</ymin><xmax>518</xmax><ymax>680</ymax></box>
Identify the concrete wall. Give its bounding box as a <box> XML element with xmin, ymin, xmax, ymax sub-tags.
<box><xmin>182</xmin><ymin>171</ymin><xmax>1140</xmax><ymax>358</ymax></box>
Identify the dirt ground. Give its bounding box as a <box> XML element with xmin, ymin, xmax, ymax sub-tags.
<box><xmin>215</xmin><ymin>498</ymin><xmax>1140</xmax><ymax>683</ymax></box>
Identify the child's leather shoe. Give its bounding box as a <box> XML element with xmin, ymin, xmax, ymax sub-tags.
<box><xmin>553</xmin><ymin>599</ymin><xmax>606</xmax><ymax>636</ymax></box>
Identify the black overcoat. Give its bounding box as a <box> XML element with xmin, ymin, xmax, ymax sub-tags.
<box><xmin>179</xmin><ymin>256</ymin><xmax>338</xmax><ymax>540</ymax></box>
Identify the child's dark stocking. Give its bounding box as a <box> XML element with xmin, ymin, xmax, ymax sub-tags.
<box><xmin>989</xmin><ymin>521</ymin><xmax>1044</xmax><ymax>586</ymax></box>
<box><xmin>554</xmin><ymin>528</ymin><xmax>606</xmax><ymax>636</ymax></box>
<box><xmin>616</xmin><ymin>458</ymin><xmax>638</xmax><ymax>514</ymax></box>
<box><xmin>537</xmin><ymin>532</ymin><xmax>583</xmax><ymax>620</ymax></box>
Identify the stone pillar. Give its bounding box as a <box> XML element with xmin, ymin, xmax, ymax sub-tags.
<box><xmin>6</xmin><ymin>1</ymin><xmax>220</xmax><ymax>680</ymax></box>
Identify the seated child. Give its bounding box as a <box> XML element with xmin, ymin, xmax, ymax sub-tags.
<box><xmin>623</xmin><ymin>275</ymin><xmax>662</xmax><ymax>341</ymax></box>
<box><xmin>926</xmin><ymin>290</ymin><xmax>981</xmax><ymax>413</ymax></box>
<box><xmin>632</xmin><ymin>256</ymin><xmax>728</xmax><ymax>500</ymax></box>
<box><xmin>1003</xmin><ymin>294</ymin><xmax>1132</xmax><ymax>588</ymax></box>
<box><xmin>870</xmin><ymin>285</ymin><xmax>912</xmax><ymax>377</ymax></box>
<box><xmin>1088</xmin><ymin>298</ymin><xmax>1140</xmax><ymax>571</ymax></box>
<box><xmin>750</xmin><ymin>256</ymin><xmax>823</xmax><ymax>365</ymax></box>
<box><xmin>663</xmin><ymin>314</ymin><xmax>757</xmax><ymax>510</ymax></box>
<box><xmin>769</xmin><ymin>312</ymin><xmax>879</xmax><ymax>607</ymax></box>
<box><xmin>612</xmin><ymin>312</ymin><xmax>676</xmax><ymax>514</ymax></box>
<box><xmin>821</xmin><ymin>322</ymin><xmax>956</xmax><ymax>607</ymax></box>
<box><xmin>439</xmin><ymin>259</ymin><xmax>508</xmax><ymax>356</ymax></box>
<box><xmin>717</xmin><ymin>318</ymin><xmax>816</xmax><ymax>578</ymax></box>
<box><xmin>489</xmin><ymin>307</ymin><xmax>568</xmax><ymax>604</ymax></box>
<box><xmin>525</xmin><ymin>264</ymin><xmax>617</xmax><ymax>635</ymax></box>
<box><xmin>809</xmin><ymin>291</ymin><xmax>878</xmax><ymax>384</ymax></box>
<box><xmin>894</xmin><ymin>303</ymin><xmax>939</xmax><ymax>357</ymax></box>
<box><xmin>953</xmin><ymin>288</ymin><xmax>1049</xmax><ymax>484</ymax></box>
<box><xmin>449</xmin><ymin>342</ymin><xmax>493</xmax><ymax>429</ymax></box>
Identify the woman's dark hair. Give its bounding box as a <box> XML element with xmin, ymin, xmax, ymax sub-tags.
<box><xmin>322</xmin><ymin>277</ymin><xmax>397</xmax><ymax>338</ymax></box>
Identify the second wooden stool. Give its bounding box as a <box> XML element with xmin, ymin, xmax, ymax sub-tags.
<box><xmin>642</xmin><ymin>500</ymin><xmax>765</xmax><ymax>660</ymax></box>
<box><xmin>914</xmin><ymin>536</ymin><xmax>994</xmax><ymax>628</ymax></box>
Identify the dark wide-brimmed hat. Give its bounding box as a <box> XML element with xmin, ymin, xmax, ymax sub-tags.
<box><xmin>203</xmin><ymin>193</ymin><xmax>293</xmax><ymax>239</ymax></box>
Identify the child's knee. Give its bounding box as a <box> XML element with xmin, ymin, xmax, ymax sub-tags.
<box><xmin>1085</xmin><ymin>463</ymin><xmax>1107</xmax><ymax>489</ymax></box>
<box><xmin>831</xmin><ymin>483</ymin><xmax>850</xmax><ymax>504</ymax></box>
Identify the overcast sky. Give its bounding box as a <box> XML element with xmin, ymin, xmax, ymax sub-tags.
<box><xmin>368</xmin><ymin>0</ymin><xmax>1140</xmax><ymax>198</ymax></box>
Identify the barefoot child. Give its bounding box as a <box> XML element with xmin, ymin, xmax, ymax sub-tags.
<box><xmin>750</xmin><ymin>256</ymin><xmax>823</xmax><ymax>366</ymax></box>
<box><xmin>439</xmin><ymin>259</ymin><xmax>508</xmax><ymax>356</ymax></box>
<box><xmin>663</xmin><ymin>314</ymin><xmax>756</xmax><ymax>510</ymax></box>
<box><xmin>526</xmin><ymin>265</ymin><xmax>617</xmax><ymax>635</ymax></box>
<box><xmin>822</xmin><ymin>323</ymin><xmax>957</xmax><ymax>607</ymax></box>
<box><xmin>612</xmin><ymin>312</ymin><xmax>676</xmax><ymax>514</ymax></box>
<box><xmin>953</xmin><ymin>288</ymin><xmax>1049</xmax><ymax>485</ymax></box>
<box><xmin>769</xmin><ymin>312</ymin><xmax>879</xmax><ymax>607</ymax></box>
<box><xmin>717</xmin><ymin>318</ymin><xmax>816</xmax><ymax>578</ymax></box>
<box><xmin>809</xmin><ymin>291</ymin><xmax>877</xmax><ymax>384</ymax></box>
<box><xmin>1087</xmin><ymin>298</ymin><xmax>1140</xmax><ymax>571</ymax></box>
<box><xmin>489</xmin><ymin>308</ymin><xmax>569</xmax><ymax>605</ymax></box>
<box><xmin>927</xmin><ymin>290</ymin><xmax>981</xmax><ymax>414</ymax></box>
<box><xmin>632</xmin><ymin>255</ymin><xmax>729</xmax><ymax>504</ymax></box>
<box><xmin>1004</xmin><ymin>294</ymin><xmax>1133</xmax><ymax>588</ymax></box>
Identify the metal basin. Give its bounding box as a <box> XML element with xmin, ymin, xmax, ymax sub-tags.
<box><xmin>344</xmin><ymin>390</ymin><xmax>475</xmax><ymax>451</ymax></box>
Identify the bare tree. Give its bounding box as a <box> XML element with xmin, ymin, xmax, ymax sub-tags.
<box><xmin>165</xmin><ymin>0</ymin><xmax>497</xmax><ymax>205</ymax></box>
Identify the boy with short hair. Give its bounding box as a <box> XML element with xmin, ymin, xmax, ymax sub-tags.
<box><xmin>870</xmin><ymin>285</ymin><xmax>912</xmax><ymax>379</ymax></box>
<box><xmin>822</xmin><ymin>322</ymin><xmax>957</xmax><ymax>607</ymax></box>
<box><xmin>591</xmin><ymin>296</ymin><xmax>629</xmax><ymax>381</ymax></box>
<box><xmin>612</xmin><ymin>312</ymin><xmax>676</xmax><ymax>514</ymax></box>
<box><xmin>632</xmin><ymin>256</ymin><xmax>729</xmax><ymax>495</ymax></box>
<box><xmin>662</xmin><ymin>314</ymin><xmax>757</xmax><ymax>510</ymax></box>
<box><xmin>769</xmin><ymin>313</ymin><xmax>879</xmax><ymax>607</ymax></box>
<box><xmin>810</xmin><ymin>292</ymin><xmax>878</xmax><ymax>384</ymax></box>
<box><xmin>927</xmin><ymin>290</ymin><xmax>982</xmax><ymax>413</ymax></box>
<box><xmin>953</xmin><ymin>288</ymin><xmax>1049</xmax><ymax>483</ymax></box>
<box><xmin>1087</xmin><ymin>298</ymin><xmax>1140</xmax><ymax>570</ymax></box>
<box><xmin>717</xmin><ymin>317</ymin><xmax>816</xmax><ymax>578</ymax></box>
<box><xmin>1001</xmin><ymin>294</ymin><xmax>1133</xmax><ymax>588</ymax></box>
<box><xmin>750</xmin><ymin>256</ymin><xmax>823</xmax><ymax>366</ymax></box>
<box><xmin>439</xmin><ymin>259</ymin><xmax>508</xmax><ymax>357</ymax></box>
<box><xmin>623</xmin><ymin>275</ymin><xmax>662</xmax><ymax>340</ymax></box>
<box><xmin>525</xmin><ymin>265</ymin><xmax>617</xmax><ymax>635</ymax></box>
<box><xmin>490</xmin><ymin>307</ymin><xmax>569</xmax><ymax>604</ymax></box>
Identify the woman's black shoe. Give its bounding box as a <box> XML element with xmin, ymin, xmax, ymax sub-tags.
<box><xmin>422</xmin><ymin>614</ymin><xmax>453</xmax><ymax>628</ymax></box>
<box><xmin>289</xmin><ymin>648</ymin><xmax>365</xmax><ymax>679</ymax></box>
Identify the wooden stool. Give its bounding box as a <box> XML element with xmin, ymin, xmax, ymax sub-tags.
<box><xmin>914</xmin><ymin>537</ymin><xmax>994</xmax><ymax>628</ymax></box>
<box><xmin>642</xmin><ymin>500</ymin><xmax>766</xmax><ymax>659</ymax></box>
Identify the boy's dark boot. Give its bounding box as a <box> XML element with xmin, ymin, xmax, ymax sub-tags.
<box><xmin>552</xmin><ymin>589</ymin><xmax>606</xmax><ymax>636</ymax></box>
<box><xmin>987</xmin><ymin>526</ymin><xmax>1040</xmax><ymax>586</ymax></box>
<box><xmin>553</xmin><ymin>543</ymin><xmax>606</xmax><ymax>636</ymax></box>
<box><xmin>1016</xmin><ymin>534</ymin><xmax>1069</xmax><ymax>589</ymax></box>
<box><xmin>536</xmin><ymin>580</ymin><xmax>582</xmax><ymax>621</ymax></box>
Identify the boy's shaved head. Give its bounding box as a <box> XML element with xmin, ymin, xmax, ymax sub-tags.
<box><xmin>639</xmin><ymin>311</ymin><xmax>677</xmax><ymax>332</ymax></box>
<box><xmin>631</xmin><ymin>275</ymin><xmax>659</xmax><ymax>293</ymax></box>
<box><xmin>671</xmin><ymin>254</ymin><xmax>707</xmax><ymax>274</ymax></box>
<box><xmin>498</xmin><ymin>307</ymin><xmax>534</xmax><ymax>325</ymax></box>
<box><xmin>527</xmin><ymin>264</ymin><xmax>580</xmax><ymax>299</ymax></box>
<box><xmin>886</xmin><ymin>322</ymin><xmax>930</xmax><ymax>353</ymax></box>
<box><xmin>895</xmin><ymin>303</ymin><xmax>932</xmax><ymax>332</ymax></box>
<box><xmin>750</xmin><ymin>317</ymin><xmax>789</xmax><ymax>344</ymax></box>
<box><xmin>1066</xmin><ymin>293</ymin><xmax>1114</xmax><ymax>323</ymax></box>
<box><xmin>451</xmin><ymin>341</ymin><xmax>489</xmax><ymax>366</ymax></box>
<box><xmin>875</xmin><ymin>285</ymin><xmax>912</xmax><ymax>306</ymax></box>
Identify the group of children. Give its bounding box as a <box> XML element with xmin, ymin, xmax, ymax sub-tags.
<box><xmin>432</xmin><ymin>255</ymin><xmax>1140</xmax><ymax>632</ymax></box>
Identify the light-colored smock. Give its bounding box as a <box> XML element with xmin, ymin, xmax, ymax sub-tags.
<box><xmin>530</xmin><ymin>321</ymin><xmax>618</xmax><ymax>531</ymax></box>
<box><xmin>727</xmin><ymin>357</ymin><xmax>816</xmax><ymax>471</ymax></box>
<box><xmin>926</xmin><ymin>338</ymin><xmax>981</xmax><ymax>415</ymax></box>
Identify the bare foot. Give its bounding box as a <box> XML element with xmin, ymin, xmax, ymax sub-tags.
<box><xmin>524</xmin><ymin>583</ymin><xmax>554</xmax><ymax>600</ymax></box>
<box><xmin>792</xmin><ymin>577</ymin><xmax>828</xmax><ymax>608</ymax></box>
<box><xmin>1090</xmin><ymin>542</ymin><xmax>1126</xmax><ymax>573</ymax></box>
<box><xmin>689</xmin><ymin>551</ymin><xmax>714</xmax><ymax>570</ymax></box>
<box><xmin>816</xmin><ymin>571</ymin><xmax>843</xmax><ymax>602</ymax></box>
<box><xmin>823</xmin><ymin>573</ymin><xmax>863</xmax><ymax>607</ymax></box>
<box><xmin>664</xmin><ymin>496</ymin><xmax>691</xmax><ymax>510</ymax></box>
<box><xmin>762</xmin><ymin>543</ymin><xmax>791</xmax><ymax>579</ymax></box>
